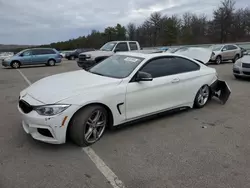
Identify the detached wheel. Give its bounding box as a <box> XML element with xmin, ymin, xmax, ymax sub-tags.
<box><xmin>11</xmin><ymin>61</ymin><xmax>21</xmax><ymax>69</ymax></box>
<box><xmin>48</xmin><ymin>59</ymin><xmax>56</xmax><ymax>66</ymax></box>
<box><xmin>194</xmin><ymin>85</ymin><xmax>210</xmax><ymax>108</ymax></box>
<box><xmin>69</xmin><ymin>105</ymin><xmax>108</xmax><ymax>147</ymax></box>
<box><xmin>215</xmin><ymin>56</ymin><xmax>222</xmax><ymax>65</ymax></box>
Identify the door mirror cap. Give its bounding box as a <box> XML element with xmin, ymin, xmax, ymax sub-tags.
<box><xmin>136</xmin><ymin>71</ymin><xmax>153</xmax><ymax>82</ymax></box>
<box><xmin>19</xmin><ymin>53</ymin><xmax>23</xmax><ymax>57</ymax></box>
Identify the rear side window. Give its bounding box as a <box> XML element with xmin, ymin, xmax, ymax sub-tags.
<box><xmin>32</xmin><ymin>49</ymin><xmax>56</xmax><ymax>55</ymax></box>
<box><xmin>43</xmin><ymin>49</ymin><xmax>56</xmax><ymax>54</ymax></box>
<box><xmin>129</xmin><ymin>42</ymin><xmax>138</xmax><ymax>50</ymax></box>
<box><xmin>228</xmin><ymin>45</ymin><xmax>238</xmax><ymax>50</ymax></box>
<box><xmin>141</xmin><ymin>57</ymin><xmax>200</xmax><ymax>78</ymax></box>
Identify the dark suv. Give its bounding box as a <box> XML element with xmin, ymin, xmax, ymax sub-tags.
<box><xmin>65</xmin><ymin>48</ymin><xmax>95</xmax><ymax>60</ymax></box>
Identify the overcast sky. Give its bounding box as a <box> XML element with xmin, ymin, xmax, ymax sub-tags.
<box><xmin>0</xmin><ymin>0</ymin><xmax>248</xmax><ymax>45</ymax></box>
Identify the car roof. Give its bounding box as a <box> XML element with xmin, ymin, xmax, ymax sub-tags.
<box><xmin>116</xmin><ymin>51</ymin><xmax>187</xmax><ymax>59</ymax></box>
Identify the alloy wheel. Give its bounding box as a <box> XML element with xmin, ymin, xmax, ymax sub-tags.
<box><xmin>84</xmin><ymin>110</ymin><xmax>107</xmax><ymax>144</ymax></box>
<box><xmin>197</xmin><ymin>85</ymin><xmax>210</xmax><ymax>106</ymax></box>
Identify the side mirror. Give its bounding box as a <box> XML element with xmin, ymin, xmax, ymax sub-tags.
<box><xmin>19</xmin><ymin>53</ymin><xmax>23</xmax><ymax>56</ymax></box>
<box><xmin>114</xmin><ymin>48</ymin><xmax>120</xmax><ymax>53</ymax></box>
<box><xmin>136</xmin><ymin>71</ymin><xmax>153</xmax><ymax>82</ymax></box>
<box><xmin>221</xmin><ymin>48</ymin><xmax>226</xmax><ymax>52</ymax></box>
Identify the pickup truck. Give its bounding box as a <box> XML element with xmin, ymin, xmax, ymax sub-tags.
<box><xmin>77</xmin><ymin>41</ymin><xmax>141</xmax><ymax>69</ymax></box>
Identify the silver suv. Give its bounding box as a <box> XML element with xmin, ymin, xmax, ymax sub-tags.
<box><xmin>210</xmin><ymin>44</ymin><xmax>241</xmax><ymax>64</ymax></box>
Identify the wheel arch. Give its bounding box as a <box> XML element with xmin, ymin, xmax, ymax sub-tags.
<box><xmin>47</xmin><ymin>58</ymin><xmax>56</xmax><ymax>63</ymax></box>
<box><xmin>66</xmin><ymin>102</ymin><xmax>114</xmax><ymax>140</ymax></box>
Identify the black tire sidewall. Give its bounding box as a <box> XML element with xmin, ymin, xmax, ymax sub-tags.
<box><xmin>69</xmin><ymin>105</ymin><xmax>108</xmax><ymax>147</ymax></box>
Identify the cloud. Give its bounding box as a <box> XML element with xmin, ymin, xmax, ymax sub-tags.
<box><xmin>0</xmin><ymin>0</ymin><xmax>248</xmax><ymax>45</ymax></box>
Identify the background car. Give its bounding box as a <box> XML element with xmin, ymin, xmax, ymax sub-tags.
<box><xmin>233</xmin><ymin>54</ymin><xmax>250</xmax><ymax>79</ymax></box>
<box><xmin>209</xmin><ymin>44</ymin><xmax>241</xmax><ymax>64</ymax></box>
<box><xmin>2</xmin><ymin>48</ymin><xmax>61</xmax><ymax>69</ymax></box>
<box><xmin>65</xmin><ymin>48</ymin><xmax>95</xmax><ymax>60</ymax></box>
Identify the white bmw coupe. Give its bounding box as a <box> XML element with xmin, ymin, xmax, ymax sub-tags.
<box><xmin>18</xmin><ymin>49</ymin><xmax>231</xmax><ymax>146</ymax></box>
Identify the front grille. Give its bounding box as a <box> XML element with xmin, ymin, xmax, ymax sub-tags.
<box><xmin>243</xmin><ymin>71</ymin><xmax>250</xmax><ymax>75</ymax></box>
<box><xmin>19</xmin><ymin>100</ymin><xmax>33</xmax><ymax>114</ymax></box>
<box><xmin>242</xmin><ymin>63</ymin><xmax>250</xmax><ymax>68</ymax></box>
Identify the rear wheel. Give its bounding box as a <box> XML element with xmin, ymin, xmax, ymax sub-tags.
<box><xmin>194</xmin><ymin>85</ymin><xmax>210</xmax><ymax>108</ymax></box>
<box><xmin>47</xmin><ymin>59</ymin><xmax>55</xmax><ymax>66</ymax></box>
<box><xmin>11</xmin><ymin>61</ymin><xmax>21</xmax><ymax>69</ymax></box>
<box><xmin>69</xmin><ymin>105</ymin><xmax>108</xmax><ymax>146</ymax></box>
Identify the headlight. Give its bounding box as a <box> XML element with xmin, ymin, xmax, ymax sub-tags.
<box><xmin>85</xmin><ymin>54</ymin><xmax>91</xmax><ymax>58</ymax></box>
<box><xmin>34</xmin><ymin>104</ymin><xmax>70</xmax><ymax>116</ymax></box>
<box><xmin>234</xmin><ymin>59</ymin><xmax>242</xmax><ymax>67</ymax></box>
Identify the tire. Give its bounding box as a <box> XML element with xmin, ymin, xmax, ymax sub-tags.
<box><xmin>215</xmin><ymin>56</ymin><xmax>222</xmax><ymax>65</ymax></box>
<box><xmin>70</xmin><ymin>56</ymin><xmax>75</xmax><ymax>60</ymax></box>
<box><xmin>194</xmin><ymin>85</ymin><xmax>210</xmax><ymax>108</ymax></box>
<box><xmin>232</xmin><ymin>54</ymin><xmax>239</xmax><ymax>63</ymax></box>
<box><xmin>11</xmin><ymin>61</ymin><xmax>21</xmax><ymax>69</ymax></box>
<box><xmin>47</xmin><ymin>59</ymin><xmax>56</xmax><ymax>66</ymax></box>
<box><xmin>69</xmin><ymin>105</ymin><xmax>108</xmax><ymax>147</ymax></box>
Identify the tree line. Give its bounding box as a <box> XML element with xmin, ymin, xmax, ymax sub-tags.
<box><xmin>4</xmin><ymin>0</ymin><xmax>250</xmax><ymax>52</ymax></box>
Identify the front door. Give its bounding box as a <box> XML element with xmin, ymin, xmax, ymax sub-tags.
<box><xmin>20</xmin><ymin>50</ymin><xmax>33</xmax><ymax>65</ymax></box>
<box><xmin>125</xmin><ymin>56</ymin><xmax>202</xmax><ymax>120</ymax></box>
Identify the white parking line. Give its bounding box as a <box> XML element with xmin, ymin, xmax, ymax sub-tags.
<box><xmin>83</xmin><ymin>147</ymin><xmax>126</xmax><ymax>188</ymax></box>
<box><xmin>16</xmin><ymin>69</ymin><xmax>126</xmax><ymax>188</ymax></box>
<box><xmin>17</xmin><ymin>69</ymin><xmax>32</xmax><ymax>85</ymax></box>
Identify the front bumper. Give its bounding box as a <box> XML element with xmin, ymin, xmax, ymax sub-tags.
<box><xmin>77</xmin><ymin>59</ymin><xmax>97</xmax><ymax>70</ymax></box>
<box><xmin>233</xmin><ymin>66</ymin><xmax>250</xmax><ymax>77</ymax></box>
<box><xmin>17</xmin><ymin>95</ymin><xmax>77</xmax><ymax>144</ymax></box>
<box><xmin>2</xmin><ymin>60</ymin><xmax>9</xmax><ymax>67</ymax></box>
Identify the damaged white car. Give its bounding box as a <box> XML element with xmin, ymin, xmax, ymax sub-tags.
<box><xmin>18</xmin><ymin>49</ymin><xmax>231</xmax><ymax>146</ymax></box>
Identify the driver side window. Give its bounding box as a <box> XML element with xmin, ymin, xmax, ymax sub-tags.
<box><xmin>115</xmin><ymin>42</ymin><xmax>129</xmax><ymax>52</ymax></box>
<box><xmin>222</xmin><ymin>45</ymin><xmax>229</xmax><ymax>51</ymax></box>
<box><xmin>22</xmin><ymin>50</ymin><xmax>32</xmax><ymax>56</ymax></box>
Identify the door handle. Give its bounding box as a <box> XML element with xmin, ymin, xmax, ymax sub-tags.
<box><xmin>171</xmin><ymin>78</ymin><xmax>180</xmax><ymax>83</ymax></box>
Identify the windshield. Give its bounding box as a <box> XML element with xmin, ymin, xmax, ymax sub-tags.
<box><xmin>89</xmin><ymin>55</ymin><xmax>144</xmax><ymax>78</ymax></box>
<box><xmin>100</xmin><ymin>42</ymin><xmax>117</xmax><ymax>51</ymax></box>
<box><xmin>210</xmin><ymin>45</ymin><xmax>223</xmax><ymax>51</ymax></box>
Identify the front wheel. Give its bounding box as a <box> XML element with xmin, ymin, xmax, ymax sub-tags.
<box><xmin>69</xmin><ymin>105</ymin><xmax>108</xmax><ymax>147</ymax></box>
<box><xmin>194</xmin><ymin>85</ymin><xmax>210</xmax><ymax>108</ymax></box>
<box><xmin>11</xmin><ymin>61</ymin><xmax>21</xmax><ymax>69</ymax></box>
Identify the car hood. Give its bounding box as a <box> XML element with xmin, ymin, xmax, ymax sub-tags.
<box><xmin>23</xmin><ymin>70</ymin><xmax>121</xmax><ymax>104</ymax></box>
<box><xmin>240</xmin><ymin>55</ymin><xmax>250</xmax><ymax>63</ymax></box>
<box><xmin>80</xmin><ymin>50</ymin><xmax>114</xmax><ymax>58</ymax></box>
<box><xmin>174</xmin><ymin>47</ymin><xmax>212</xmax><ymax>64</ymax></box>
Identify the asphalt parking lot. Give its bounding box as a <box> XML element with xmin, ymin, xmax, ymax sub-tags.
<box><xmin>1</xmin><ymin>60</ymin><xmax>250</xmax><ymax>188</ymax></box>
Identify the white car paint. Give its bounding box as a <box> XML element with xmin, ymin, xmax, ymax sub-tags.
<box><xmin>18</xmin><ymin>51</ymin><xmax>218</xmax><ymax>144</ymax></box>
